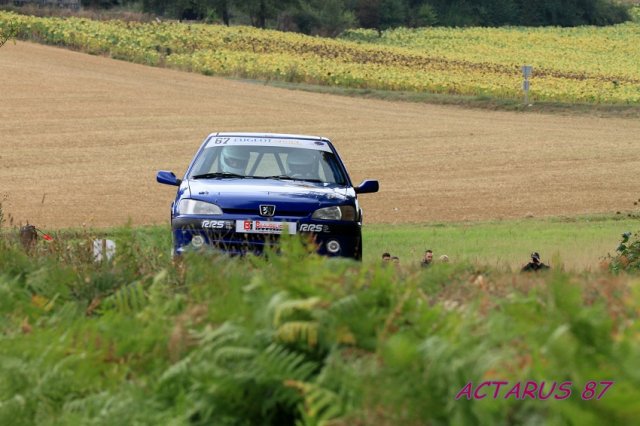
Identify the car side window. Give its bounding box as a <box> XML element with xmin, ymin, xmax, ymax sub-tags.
<box><xmin>318</xmin><ymin>162</ymin><xmax>333</xmax><ymax>183</ymax></box>
<box><xmin>190</xmin><ymin>147</ymin><xmax>217</xmax><ymax>176</ymax></box>
<box><xmin>320</xmin><ymin>153</ymin><xmax>345</xmax><ymax>184</ymax></box>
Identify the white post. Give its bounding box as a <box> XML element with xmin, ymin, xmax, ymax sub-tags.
<box><xmin>93</xmin><ymin>239</ymin><xmax>116</xmax><ymax>262</ymax></box>
<box><xmin>522</xmin><ymin>65</ymin><xmax>533</xmax><ymax>106</ymax></box>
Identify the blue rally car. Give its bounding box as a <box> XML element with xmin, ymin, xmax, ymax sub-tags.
<box><xmin>156</xmin><ymin>133</ymin><xmax>378</xmax><ymax>259</ymax></box>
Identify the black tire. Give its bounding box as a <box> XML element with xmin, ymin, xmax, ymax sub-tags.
<box><xmin>354</xmin><ymin>236</ymin><xmax>362</xmax><ymax>261</ymax></box>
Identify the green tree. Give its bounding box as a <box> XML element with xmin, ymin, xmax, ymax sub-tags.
<box><xmin>142</xmin><ymin>0</ymin><xmax>630</xmax><ymax>27</ymax></box>
<box><xmin>410</xmin><ymin>3</ymin><xmax>438</xmax><ymax>27</ymax></box>
<box><xmin>427</xmin><ymin>0</ymin><xmax>480</xmax><ymax>26</ymax></box>
<box><xmin>379</xmin><ymin>0</ymin><xmax>408</xmax><ymax>30</ymax></box>
<box><xmin>239</xmin><ymin>0</ymin><xmax>294</xmax><ymax>28</ymax></box>
<box><xmin>355</xmin><ymin>0</ymin><xmax>381</xmax><ymax>29</ymax></box>
<box><xmin>292</xmin><ymin>0</ymin><xmax>356</xmax><ymax>36</ymax></box>
<box><xmin>211</xmin><ymin>0</ymin><xmax>232</xmax><ymax>25</ymax></box>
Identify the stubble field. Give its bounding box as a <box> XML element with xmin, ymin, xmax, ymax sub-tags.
<box><xmin>1</xmin><ymin>41</ymin><xmax>639</xmax><ymax>229</ymax></box>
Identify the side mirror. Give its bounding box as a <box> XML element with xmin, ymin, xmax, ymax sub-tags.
<box><xmin>355</xmin><ymin>179</ymin><xmax>379</xmax><ymax>194</ymax></box>
<box><xmin>157</xmin><ymin>170</ymin><xmax>182</xmax><ymax>186</ymax></box>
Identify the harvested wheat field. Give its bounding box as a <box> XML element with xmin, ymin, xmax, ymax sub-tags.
<box><xmin>1</xmin><ymin>41</ymin><xmax>639</xmax><ymax>228</ymax></box>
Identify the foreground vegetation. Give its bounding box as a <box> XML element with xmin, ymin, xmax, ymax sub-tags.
<box><xmin>1</xmin><ymin>11</ymin><xmax>639</xmax><ymax>104</ymax></box>
<box><xmin>1</xmin><ymin>221</ymin><xmax>639</xmax><ymax>424</ymax></box>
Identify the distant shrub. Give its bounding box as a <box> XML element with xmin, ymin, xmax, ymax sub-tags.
<box><xmin>609</xmin><ymin>197</ymin><xmax>640</xmax><ymax>273</ymax></box>
<box><xmin>0</xmin><ymin>18</ymin><xmax>16</xmax><ymax>48</ymax></box>
<box><xmin>338</xmin><ymin>27</ymin><xmax>380</xmax><ymax>42</ymax></box>
<box><xmin>610</xmin><ymin>231</ymin><xmax>640</xmax><ymax>272</ymax></box>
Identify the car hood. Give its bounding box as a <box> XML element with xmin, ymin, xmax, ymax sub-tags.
<box><xmin>187</xmin><ymin>179</ymin><xmax>353</xmax><ymax>213</ymax></box>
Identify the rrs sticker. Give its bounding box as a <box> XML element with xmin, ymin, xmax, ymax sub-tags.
<box><xmin>202</xmin><ymin>220</ymin><xmax>231</xmax><ymax>229</ymax></box>
<box><xmin>299</xmin><ymin>224</ymin><xmax>329</xmax><ymax>233</ymax></box>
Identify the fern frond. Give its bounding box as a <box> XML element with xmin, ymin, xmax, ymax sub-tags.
<box><xmin>193</xmin><ymin>322</ymin><xmax>243</xmax><ymax>348</ymax></box>
<box><xmin>211</xmin><ymin>346</ymin><xmax>257</xmax><ymax>365</ymax></box>
<box><xmin>276</xmin><ymin>321</ymin><xmax>319</xmax><ymax>348</ymax></box>
<box><xmin>0</xmin><ymin>355</ymin><xmax>32</xmax><ymax>398</ymax></box>
<box><xmin>273</xmin><ymin>297</ymin><xmax>322</xmax><ymax>326</ymax></box>
<box><xmin>255</xmin><ymin>344</ymin><xmax>317</xmax><ymax>382</ymax></box>
<box><xmin>158</xmin><ymin>355</ymin><xmax>193</xmax><ymax>385</ymax></box>
<box><xmin>334</xmin><ymin>326</ymin><xmax>356</xmax><ymax>346</ymax></box>
<box><xmin>103</xmin><ymin>281</ymin><xmax>147</xmax><ymax>314</ymax></box>
<box><xmin>329</xmin><ymin>294</ymin><xmax>360</xmax><ymax>315</ymax></box>
<box><xmin>266</xmin><ymin>291</ymin><xmax>289</xmax><ymax>315</ymax></box>
<box><xmin>62</xmin><ymin>391</ymin><xmax>109</xmax><ymax>414</ymax></box>
<box><xmin>286</xmin><ymin>381</ymin><xmax>343</xmax><ymax>426</ymax></box>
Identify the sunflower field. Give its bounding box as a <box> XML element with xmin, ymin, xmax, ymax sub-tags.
<box><xmin>1</xmin><ymin>11</ymin><xmax>639</xmax><ymax>104</ymax></box>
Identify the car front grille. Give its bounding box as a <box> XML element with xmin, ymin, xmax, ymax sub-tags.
<box><xmin>222</xmin><ymin>208</ymin><xmax>308</xmax><ymax>217</ymax></box>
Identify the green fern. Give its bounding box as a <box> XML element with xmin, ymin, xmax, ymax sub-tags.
<box><xmin>272</xmin><ymin>296</ymin><xmax>322</xmax><ymax>326</ymax></box>
<box><xmin>287</xmin><ymin>381</ymin><xmax>344</xmax><ymax>426</ymax></box>
<box><xmin>157</xmin><ymin>352</ymin><xmax>193</xmax><ymax>391</ymax></box>
<box><xmin>255</xmin><ymin>344</ymin><xmax>317</xmax><ymax>382</ymax></box>
<box><xmin>62</xmin><ymin>390</ymin><xmax>110</xmax><ymax>415</ymax></box>
<box><xmin>194</xmin><ymin>323</ymin><xmax>244</xmax><ymax>351</ymax></box>
<box><xmin>211</xmin><ymin>346</ymin><xmax>257</xmax><ymax>365</ymax></box>
<box><xmin>0</xmin><ymin>394</ymin><xmax>32</xmax><ymax>426</ymax></box>
<box><xmin>276</xmin><ymin>321</ymin><xmax>320</xmax><ymax>348</ymax></box>
<box><xmin>329</xmin><ymin>294</ymin><xmax>360</xmax><ymax>315</ymax></box>
<box><xmin>102</xmin><ymin>281</ymin><xmax>147</xmax><ymax>314</ymax></box>
<box><xmin>0</xmin><ymin>356</ymin><xmax>32</xmax><ymax>401</ymax></box>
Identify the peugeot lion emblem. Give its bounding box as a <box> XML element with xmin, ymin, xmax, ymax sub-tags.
<box><xmin>259</xmin><ymin>205</ymin><xmax>276</xmax><ymax>217</ymax></box>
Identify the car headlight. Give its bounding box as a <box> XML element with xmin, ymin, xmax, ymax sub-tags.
<box><xmin>312</xmin><ymin>205</ymin><xmax>357</xmax><ymax>221</ymax></box>
<box><xmin>178</xmin><ymin>199</ymin><xmax>223</xmax><ymax>215</ymax></box>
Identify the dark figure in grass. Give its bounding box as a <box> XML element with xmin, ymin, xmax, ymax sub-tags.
<box><xmin>421</xmin><ymin>249</ymin><xmax>433</xmax><ymax>268</ymax></box>
<box><xmin>521</xmin><ymin>252</ymin><xmax>550</xmax><ymax>272</ymax></box>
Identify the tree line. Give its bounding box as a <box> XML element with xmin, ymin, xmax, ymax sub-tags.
<box><xmin>84</xmin><ymin>0</ymin><xmax>631</xmax><ymax>35</ymax></box>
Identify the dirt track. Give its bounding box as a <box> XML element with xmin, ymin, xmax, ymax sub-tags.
<box><xmin>1</xmin><ymin>41</ymin><xmax>639</xmax><ymax>228</ymax></box>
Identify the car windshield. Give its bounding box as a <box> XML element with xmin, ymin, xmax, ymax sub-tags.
<box><xmin>188</xmin><ymin>140</ymin><xmax>347</xmax><ymax>185</ymax></box>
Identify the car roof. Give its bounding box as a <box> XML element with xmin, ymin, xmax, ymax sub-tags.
<box><xmin>210</xmin><ymin>132</ymin><xmax>331</xmax><ymax>142</ymax></box>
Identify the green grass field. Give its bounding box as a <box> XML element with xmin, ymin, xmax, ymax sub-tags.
<box><xmin>364</xmin><ymin>215</ymin><xmax>639</xmax><ymax>271</ymax></box>
<box><xmin>41</xmin><ymin>214</ymin><xmax>638</xmax><ymax>271</ymax></box>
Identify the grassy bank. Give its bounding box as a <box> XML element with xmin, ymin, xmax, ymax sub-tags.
<box><xmin>254</xmin><ymin>79</ymin><xmax>640</xmax><ymax>118</ymax></box>
<box><xmin>1</xmin><ymin>225</ymin><xmax>639</xmax><ymax>424</ymax></box>
<box><xmin>12</xmin><ymin>214</ymin><xmax>637</xmax><ymax>271</ymax></box>
<box><xmin>365</xmin><ymin>214</ymin><xmax>639</xmax><ymax>271</ymax></box>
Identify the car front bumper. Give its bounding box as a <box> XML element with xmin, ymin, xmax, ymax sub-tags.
<box><xmin>171</xmin><ymin>216</ymin><xmax>362</xmax><ymax>259</ymax></box>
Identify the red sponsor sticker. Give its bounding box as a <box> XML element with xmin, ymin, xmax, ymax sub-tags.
<box><xmin>255</xmin><ymin>220</ymin><xmax>283</xmax><ymax>231</ymax></box>
<box><xmin>244</xmin><ymin>220</ymin><xmax>252</xmax><ymax>231</ymax></box>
